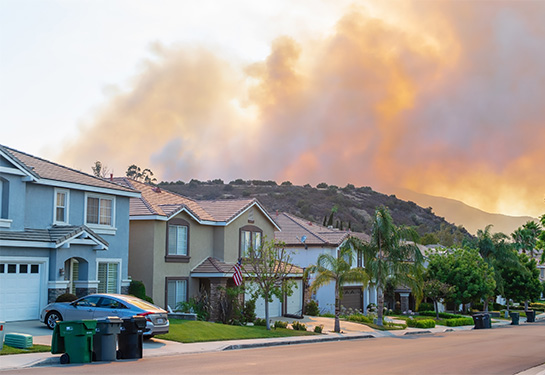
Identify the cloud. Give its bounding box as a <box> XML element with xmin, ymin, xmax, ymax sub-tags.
<box><xmin>58</xmin><ymin>1</ymin><xmax>545</xmax><ymax>217</ymax></box>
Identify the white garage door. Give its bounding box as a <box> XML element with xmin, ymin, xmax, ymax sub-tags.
<box><xmin>245</xmin><ymin>282</ymin><xmax>282</xmax><ymax>319</ymax></box>
<box><xmin>0</xmin><ymin>262</ymin><xmax>43</xmax><ymax>321</ymax></box>
<box><xmin>286</xmin><ymin>279</ymin><xmax>303</xmax><ymax>316</ymax></box>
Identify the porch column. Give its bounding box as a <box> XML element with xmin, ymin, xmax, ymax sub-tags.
<box><xmin>400</xmin><ymin>292</ymin><xmax>410</xmax><ymax>313</ymax></box>
<box><xmin>209</xmin><ymin>278</ymin><xmax>227</xmax><ymax>322</ymax></box>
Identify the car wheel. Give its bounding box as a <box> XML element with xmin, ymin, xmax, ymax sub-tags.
<box><xmin>46</xmin><ymin>311</ymin><xmax>62</xmax><ymax>329</ymax></box>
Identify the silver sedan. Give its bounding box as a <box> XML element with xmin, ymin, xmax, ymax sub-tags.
<box><xmin>40</xmin><ymin>293</ymin><xmax>169</xmax><ymax>337</ymax></box>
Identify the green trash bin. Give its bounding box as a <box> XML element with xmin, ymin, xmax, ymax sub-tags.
<box><xmin>93</xmin><ymin>317</ymin><xmax>123</xmax><ymax>361</ymax></box>
<box><xmin>510</xmin><ymin>312</ymin><xmax>520</xmax><ymax>325</ymax></box>
<box><xmin>52</xmin><ymin>320</ymin><xmax>97</xmax><ymax>364</ymax></box>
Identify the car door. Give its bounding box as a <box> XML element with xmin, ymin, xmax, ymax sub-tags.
<box><xmin>93</xmin><ymin>296</ymin><xmax>130</xmax><ymax>319</ymax></box>
<box><xmin>67</xmin><ymin>296</ymin><xmax>102</xmax><ymax>320</ymax></box>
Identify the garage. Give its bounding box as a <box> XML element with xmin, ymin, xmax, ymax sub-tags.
<box><xmin>245</xmin><ymin>282</ymin><xmax>282</xmax><ymax>319</ymax></box>
<box><xmin>285</xmin><ymin>279</ymin><xmax>303</xmax><ymax>316</ymax></box>
<box><xmin>341</xmin><ymin>286</ymin><xmax>363</xmax><ymax>312</ymax></box>
<box><xmin>0</xmin><ymin>260</ymin><xmax>47</xmax><ymax>321</ymax></box>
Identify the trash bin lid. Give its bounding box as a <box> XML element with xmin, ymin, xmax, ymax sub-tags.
<box><xmin>98</xmin><ymin>316</ymin><xmax>123</xmax><ymax>324</ymax></box>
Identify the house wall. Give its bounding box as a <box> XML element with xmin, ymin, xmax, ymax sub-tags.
<box><xmin>1</xmin><ymin>170</ymin><xmax>26</xmax><ymax>230</ymax></box>
<box><xmin>222</xmin><ymin>207</ymin><xmax>276</xmax><ymax>263</ymax></box>
<box><xmin>128</xmin><ymin>220</ymin><xmax>157</xmax><ymax>297</ymax></box>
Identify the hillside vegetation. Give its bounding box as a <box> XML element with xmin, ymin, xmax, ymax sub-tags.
<box><xmin>159</xmin><ymin>179</ymin><xmax>471</xmax><ymax>242</ymax></box>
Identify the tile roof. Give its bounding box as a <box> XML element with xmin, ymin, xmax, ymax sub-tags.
<box><xmin>274</xmin><ymin>212</ymin><xmax>370</xmax><ymax>246</ymax></box>
<box><xmin>0</xmin><ymin>225</ymin><xmax>109</xmax><ymax>248</ymax></box>
<box><xmin>0</xmin><ymin>145</ymin><xmax>136</xmax><ymax>194</ymax></box>
<box><xmin>114</xmin><ymin>178</ymin><xmax>276</xmax><ymax>226</ymax></box>
<box><xmin>191</xmin><ymin>256</ymin><xmax>304</xmax><ymax>275</ymax></box>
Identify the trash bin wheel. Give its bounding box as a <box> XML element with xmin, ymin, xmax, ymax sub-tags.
<box><xmin>60</xmin><ymin>353</ymin><xmax>70</xmax><ymax>364</ymax></box>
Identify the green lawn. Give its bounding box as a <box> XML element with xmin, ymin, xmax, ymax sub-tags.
<box><xmin>156</xmin><ymin>319</ymin><xmax>317</xmax><ymax>343</ymax></box>
<box><xmin>0</xmin><ymin>344</ymin><xmax>50</xmax><ymax>356</ymax></box>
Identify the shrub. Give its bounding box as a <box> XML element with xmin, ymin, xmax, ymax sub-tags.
<box><xmin>406</xmin><ymin>318</ymin><xmax>436</xmax><ymax>328</ymax></box>
<box><xmin>56</xmin><ymin>293</ymin><xmax>77</xmax><ymax>302</ymax></box>
<box><xmin>242</xmin><ymin>298</ymin><xmax>257</xmax><ymax>323</ymax></box>
<box><xmin>530</xmin><ymin>302</ymin><xmax>545</xmax><ymax>311</ymax></box>
<box><xmin>178</xmin><ymin>293</ymin><xmax>210</xmax><ymax>321</ymax></box>
<box><xmin>314</xmin><ymin>324</ymin><xmax>324</xmax><ymax>333</ymax></box>
<box><xmin>254</xmin><ymin>318</ymin><xmax>266</xmax><ymax>326</ymax></box>
<box><xmin>418</xmin><ymin>311</ymin><xmax>462</xmax><ymax>319</ymax></box>
<box><xmin>291</xmin><ymin>321</ymin><xmax>307</xmax><ymax>331</ymax></box>
<box><xmin>305</xmin><ymin>300</ymin><xmax>320</xmax><ymax>316</ymax></box>
<box><xmin>444</xmin><ymin>317</ymin><xmax>474</xmax><ymax>327</ymax></box>
<box><xmin>128</xmin><ymin>280</ymin><xmax>154</xmax><ymax>304</ymax></box>
<box><xmin>347</xmin><ymin>314</ymin><xmax>373</xmax><ymax>324</ymax></box>
<box><xmin>274</xmin><ymin>320</ymin><xmax>288</xmax><ymax>329</ymax></box>
<box><xmin>418</xmin><ymin>302</ymin><xmax>434</xmax><ymax>312</ymax></box>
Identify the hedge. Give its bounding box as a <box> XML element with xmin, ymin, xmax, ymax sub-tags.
<box><xmin>444</xmin><ymin>317</ymin><xmax>474</xmax><ymax>327</ymax></box>
<box><xmin>418</xmin><ymin>311</ymin><xmax>462</xmax><ymax>319</ymax></box>
<box><xmin>406</xmin><ymin>318</ymin><xmax>436</xmax><ymax>328</ymax></box>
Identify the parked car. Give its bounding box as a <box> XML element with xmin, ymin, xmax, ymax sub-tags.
<box><xmin>40</xmin><ymin>294</ymin><xmax>169</xmax><ymax>336</ymax></box>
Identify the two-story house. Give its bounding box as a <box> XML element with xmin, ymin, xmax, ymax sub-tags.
<box><xmin>114</xmin><ymin>178</ymin><xmax>303</xmax><ymax>320</ymax></box>
<box><xmin>0</xmin><ymin>145</ymin><xmax>139</xmax><ymax>322</ymax></box>
<box><xmin>274</xmin><ymin>212</ymin><xmax>376</xmax><ymax>314</ymax></box>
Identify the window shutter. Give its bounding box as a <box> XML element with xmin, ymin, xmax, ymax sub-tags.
<box><xmin>98</xmin><ymin>263</ymin><xmax>107</xmax><ymax>293</ymax></box>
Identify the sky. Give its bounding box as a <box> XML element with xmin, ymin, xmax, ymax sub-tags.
<box><xmin>1</xmin><ymin>0</ymin><xmax>544</xmax><ymax>218</ymax></box>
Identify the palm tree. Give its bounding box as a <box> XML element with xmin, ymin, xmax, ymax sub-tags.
<box><xmin>305</xmin><ymin>241</ymin><xmax>368</xmax><ymax>333</ymax></box>
<box><xmin>357</xmin><ymin>206</ymin><xmax>424</xmax><ymax>327</ymax></box>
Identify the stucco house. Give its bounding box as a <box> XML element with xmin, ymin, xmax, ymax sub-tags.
<box><xmin>0</xmin><ymin>145</ymin><xmax>140</xmax><ymax>322</ymax></box>
<box><xmin>274</xmin><ymin>212</ymin><xmax>376</xmax><ymax>314</ymax></box>
<box><xmin>114</xmin><ymin>178</ymin><xmax>303</xmax><ymax>320</ymax></box>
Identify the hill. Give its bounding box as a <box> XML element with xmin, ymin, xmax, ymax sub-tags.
<box><xmin>159</xmin><ymin>180</ymin><xmax>471</xmax><ymax>240</ymax></box>
<box><xmin>393</xmin><ymin>189</ymin><xmax>537</xmax><ymax>236</ymax></box>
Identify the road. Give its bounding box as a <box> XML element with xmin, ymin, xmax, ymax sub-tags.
<box><xmin>5</xmin><ymin>322</ymin><xmax>545</xmax><ymax>375</ymax></box>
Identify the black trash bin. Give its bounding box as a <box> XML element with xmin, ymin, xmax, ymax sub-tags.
<box><xmin>510</xmin><ymin>312</ymin><xmax>520</xmax><ymax>325</ymax></box>
<box><xmin>472</xmin><ymin>314</ymin><xmax>484</xmax><ymax>329</ymax></box>
<box><xmin>93</xmin><ymin>317</ymin><xmax>123</xmax><ymax>361</ymax></box>
<box><xmin>525</xmin><ymin>310</ymin><xmax>535</xmax><ymax>323</ymax></box>
<box><xmin>117</xmin><ymin>316</ymin><xmax>147</xmax><ymax>359</ymax></box>
<box><xmin>482</xmin><ymin>313</ymin><xmax>491</xmax><ymax>328</ymax></box>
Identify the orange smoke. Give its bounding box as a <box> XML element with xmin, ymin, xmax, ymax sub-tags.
<box><xmin>58</xmin><ymin>2</ymin><xmax>545</xmax><ymax>217</ymax></box>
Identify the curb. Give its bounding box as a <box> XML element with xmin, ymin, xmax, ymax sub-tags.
<box><xmin>223</xmin><ymin>334</ymin><xmax>375</xmax><ymax>351</ymax></box>
<box><xmin>403</xmin><ymin>330</ymin><xmax>432</xmax><ymax>335</ymax></box>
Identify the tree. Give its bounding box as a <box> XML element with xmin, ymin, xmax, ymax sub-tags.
<box><xmin>356</xmin><ymin>206</ymin><xmax>425</xmax><ymax>326</ymax></box>
<box><xmin>126</xmin><ymin>164</ymin><xmax>157</xmax><ymax>184</ymax></box>
<box><xmin>475</xmin><ymin>225</ymin><xmax>519</xmax><ymax>311</ymax></box>
<box><xmin>426</xmin><ymin>247</ymin><xmax>496</xmax><ymax>312</ymax></box>
<box><xmin>512</xmin><ymin>220</ymin><xmax>541</xmax><ymax>258</ymax></box>
<box><xmin>500</xmin><ymin>253</ymin><xmax>542</xmax><ymax>311</ymax></box>
<box><xmin>535</xmin><ymin>214</ymin><xmax>545</xmax><ymax>263</ymax></box>
<box><xmin>422</xmin><ymin>279</ymin><xmax>455</xmax><ymax>319</ymax></box>
<box><xmin>241</xmin><ymin>239</ymin><xmax>296</xmax><ymax>330</ymax></box>
<box><xmin>305</xmin><ymin>241</ymin><xmax>369</xmax><ymax>333</ymax></box>
<box><xmin>91</xmin><ymin>161</ymin><xmax>111</xmax><ymax>178</ymax></box>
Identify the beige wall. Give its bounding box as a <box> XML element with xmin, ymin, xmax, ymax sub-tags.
<box><xmin>128</xmin><ymin>220</ymin><xmax>156</xmax><ymax>297</ymax></box>
<box><xmin>221</xmin><ymin>206</ymin><xmax>277</xmax><ymax>263</ymax></box>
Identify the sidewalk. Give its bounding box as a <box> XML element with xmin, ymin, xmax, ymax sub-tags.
<box><xmin>1</xmin><ymin>313</ymin><xmax>543</xmax><ymax>372</ymax></box>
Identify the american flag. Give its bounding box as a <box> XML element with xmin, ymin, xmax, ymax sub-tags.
<box><xmin>233</xmin><ymin>258</ymin><xmax>243</xmax><ymax>286</ymax></box>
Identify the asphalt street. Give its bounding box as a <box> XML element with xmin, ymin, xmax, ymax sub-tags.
<box><xmin>3</xmin><ymin>321</ymin><xmax>544</xmax><ymax>375</ymax></box>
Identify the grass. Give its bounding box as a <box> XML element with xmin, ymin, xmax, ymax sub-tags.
<box><xmin>156</xmin><ymin>319</ymin><xmax>317</xmax><ymax>343</ymax></box>
<box><xmin>0</xmin><ymin>344</ymin><xmax>51</xmax><ymax>356</ymax></box>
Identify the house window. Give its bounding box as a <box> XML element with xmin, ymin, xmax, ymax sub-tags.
<box><xmin>165</xmin><ymin>218</ymin><xmax>190</xmax><ymax>262</ymax></box>
<box><xmin>240</xmin><ymin>225</ymin><xmax>263</xmax><ymax>257</ymax></box>
<box><xmin>166</xmin><ymin>278</ymin><xmax>187</xmax><ymax>311</ymax></box>
<box><xmin>54</xmin><ymin>189</ymin><xmax>69</xmax><ymax>224</ymax></box>
<box><xmin>168</xmin><ymin>225</ymin><xmax>188</xmax><ymax>255</ymax></box>
<box><xmin>98</xmin><ymin>262</ymin><xmax>119</xmax><ymax>293</ymax></box>
<box><xmin>86</xmin><ymin>194</ymin><xmax>114</xmax><ymax>226</ymax></box>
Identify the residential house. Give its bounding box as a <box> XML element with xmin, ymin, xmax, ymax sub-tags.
<box><xmin>0</xmin><ymin>145</ymin><xmax>139</xmax><ymax>322</ymax></box>
<box><xmin>114</xmin><ymin>178</ymin><xmax>303</xmax><ymax>320</ymax></box>
<box><xmin>274</xmin><ymin>212</ymin><xmax>376</xmax><ymax>314</ymax></box>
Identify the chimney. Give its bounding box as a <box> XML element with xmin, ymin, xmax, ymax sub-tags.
<box><xmin>110</xmin><ymin>173</ymin><xmax>113</xmax><ymax>181</ymax></box>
